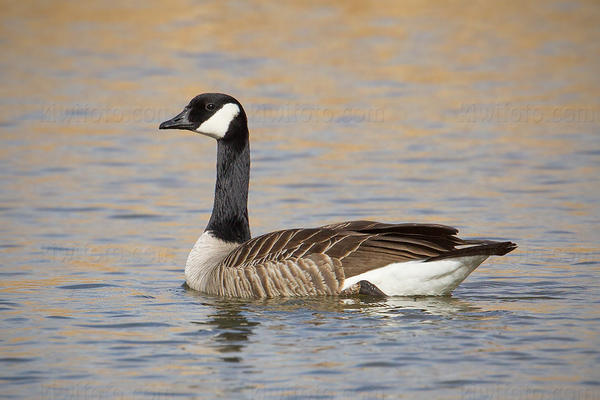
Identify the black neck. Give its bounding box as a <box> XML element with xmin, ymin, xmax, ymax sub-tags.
<box><xmin>206</xmin><ymin>133</ymin><xmax>251</xmax><ymax>244</ymax></box>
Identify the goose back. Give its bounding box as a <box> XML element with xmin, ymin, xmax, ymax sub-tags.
<box><xmin>209</xmin><ymin>220</ymin><xmax>507</xmax><ymax>297</ymax></box>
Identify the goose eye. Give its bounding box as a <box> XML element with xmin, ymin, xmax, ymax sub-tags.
<box><xmin>205</xmin><ymin>103</ymin><xmax>216</xmax><ymax>111</ymax></box>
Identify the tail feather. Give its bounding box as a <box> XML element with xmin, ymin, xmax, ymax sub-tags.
<box><xmin>425</xmin><ymin>241</ymin><xmax>517</xmax><ymax>262</ymax></box>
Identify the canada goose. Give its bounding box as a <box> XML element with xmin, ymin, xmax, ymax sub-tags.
<box><xmin>159</xmin><ymin>93</ymin><xmax>517</xmax><ymax>298</ymax></box>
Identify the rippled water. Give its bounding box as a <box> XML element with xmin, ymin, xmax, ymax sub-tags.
<box><xmin>1</xmin><ymin>1</ymin><xmax>599</xmax><ymax>399</ymax></box>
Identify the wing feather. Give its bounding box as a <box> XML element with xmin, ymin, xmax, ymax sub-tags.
<box><xmin>219</xmin><ymin>220</ymin><xmax>513</xmax><ymax>295</ymax></box>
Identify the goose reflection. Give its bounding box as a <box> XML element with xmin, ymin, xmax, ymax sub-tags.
<box><xmin>188</xmin><ymin>290</ymin><xmax>483</xmax><ymax>363</ymax></box>
<box><xmin>188</xmin><ymin>293</ymin><xmax>259</xmax><ymax>362</ymax></box>
<box><xmin>345</xmin><ymin>296</ymin><xmax>481</xmax><ymax>319</ymax></box>
<box><xmin>248</xmin><ymin>295</ymin><xmax>481</xmax><ymax>319</ymax></box>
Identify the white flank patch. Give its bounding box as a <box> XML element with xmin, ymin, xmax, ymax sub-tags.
<box><xmin>341</xmin><ymin>255</ymin><xmax>488</xmax><ymax>296</ymax></box>
<box><xmin>185</xmin><ymin>231</ymin><xmax>239</xmax><ymax>292</ymax></box>
<box><xmin>196</xmin><ymin>103</ymin><xmax>240</xmax><ymax>139</ymax></box>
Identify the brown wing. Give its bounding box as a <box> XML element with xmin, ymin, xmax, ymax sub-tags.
<box><xmin>217</xmin><ymin>220</ymin><xmax>516</xmax><ymax>297</ymax></box>
<box><xmin>317</xmin><ymin>220</ymin><xmax>465</xmax><ymax>277</ymax></box>
<box><xmin>220</xmin><ymin>220</ymin><xmax>466</xmax><ymax>277</ymax></box>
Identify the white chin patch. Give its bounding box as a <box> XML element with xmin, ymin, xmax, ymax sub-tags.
<box><xmin>196</xmin><ymin>103</ymin><xmax>240</xmax><ymax>139</ymax></box>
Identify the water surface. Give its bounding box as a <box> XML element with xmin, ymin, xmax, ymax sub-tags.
<box><xmin>1</xmin><ymin>1</ymin><xmax>599</xmax><ymax>398</ymax></box>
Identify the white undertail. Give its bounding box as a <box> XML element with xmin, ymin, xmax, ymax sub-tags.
<box><xmin>341</xmin><ymin>255</ymin><xmax>488</xmax><ymax>296</ymax></box>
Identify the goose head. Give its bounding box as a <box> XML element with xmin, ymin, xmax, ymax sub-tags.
<box><xmin>159</xmin><ymin>93</ymin><xmax>248</xmax><ymax>141</ymax></box>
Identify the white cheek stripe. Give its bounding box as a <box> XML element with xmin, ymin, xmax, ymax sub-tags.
<box><xmin>196</xmin><ymin>103</ymin><xmax>240</xmax><ymax>139</ymax></box>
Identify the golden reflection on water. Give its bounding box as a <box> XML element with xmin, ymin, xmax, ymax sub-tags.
<box><xmin>2</xmin><ymin>1</ymin><xmax>599</xmax><ymax>126</ymax></box>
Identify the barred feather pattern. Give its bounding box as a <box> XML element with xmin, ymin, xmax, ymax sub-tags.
<box><xmin>186</xmin><ymin>220</ymin><xmax>514</xmax><ymax>298</ymax></box>
<box><xmin>210</xmin><ymin>253</ymin><xmax>345</xmax><ymax>298</ymax></box>
<box><xmin>185</xmin><ymin>221</ymin><xmax>517</xmax><ymax>298</ymax></box>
